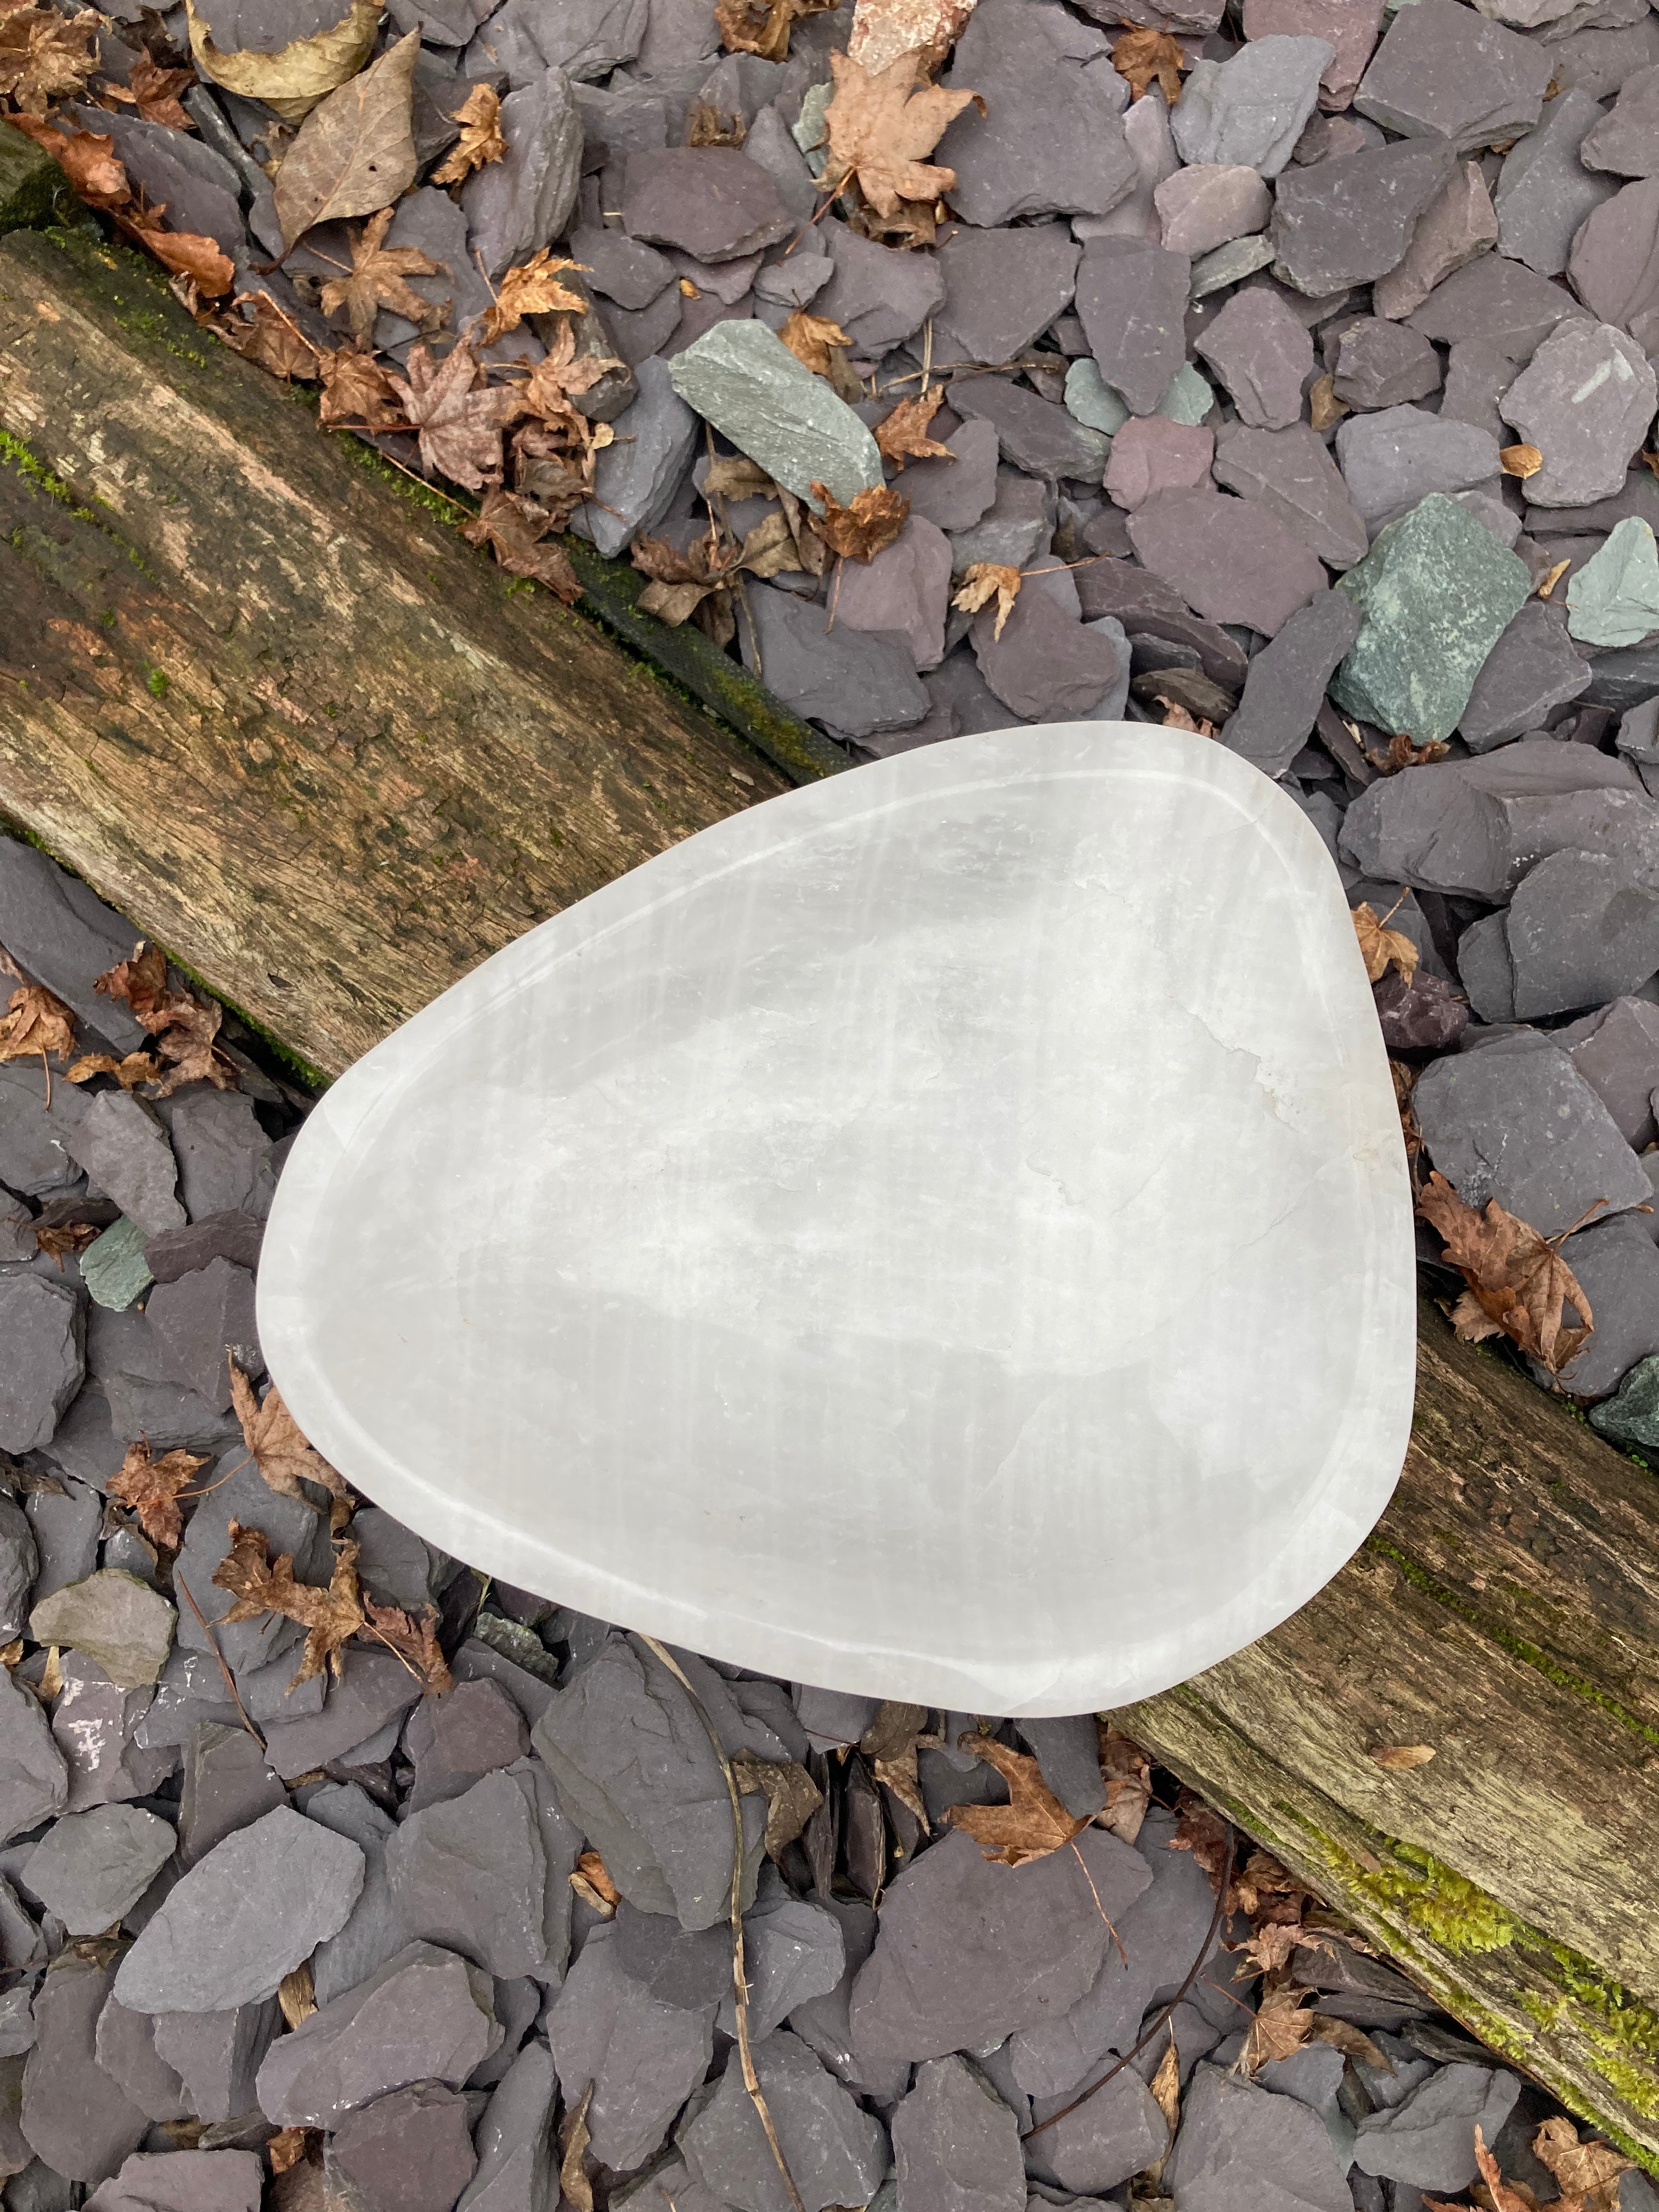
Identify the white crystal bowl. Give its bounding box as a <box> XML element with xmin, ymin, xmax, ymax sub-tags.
<box><xmin>258</xmin><ymin>724</ymin><xmax>1417</xmax><ymax>1716</ymax></box>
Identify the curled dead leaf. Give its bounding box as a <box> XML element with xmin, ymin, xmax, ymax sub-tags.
<box><xmin>481</xmin><ymin>248</ymin><xmax>588</xmax><ymax>345</ymax></box>
<box><xmin>185</xmin><ymin>0</ymin><xmax>380</xmax><ymax>122</ymax></box>
<box><xmin>733</xmin><ymin>1751</ymin><xmax>826</xmax><ymax>1858</ymax></box>
<box><xmin>873</xmin><ymin>387</ymin><xmax>953</xmax><ymax>469</ymax></box>
<box><xmin>569</xmin><ymin>1849</ymin><xmax>621</xmax><ymax>1912</ymax></box>
<box><xmin>108</xmin><ymin>1440</ymin><xmax>208</xmax><ymax>1550</ymax></box>
<box><xmin>318</xmin><ymin>206</ymin><xmax>447</xmax><ymax>338</ymax></box>
<box><xmin>318</xmin><ymin>338</ymin><xmax>407</xmax><ymax>429</ymax></box>
<box><xmin>1351</xmin><ymin>898</ymin><xmax>1419</xmax><ymax>986</ymax></box>
<box><xmin>809</xmin><ymin>479</ymin><xmax>910</xmax><ymax>560</ymax></box>
<box><xmin>1308</xmin><ymin>371</ymin><xmax>1347</xmax><ymax>435</ymax></box>
<box><xmin>715</xmin><ymin>0</ymin><xmax>837</xmax><ymax>63</ymax></box>
<box><xmin>462</xmin><ymin>488</ymin><xmax>583</xmax><ymax>605</ymax></box>
<box><xmin>216</xmin><ymin>289</ymin><xmax>320</xmax><ymax>380</ymax></box>
<box><xmin>947</xmin><ymin>1735</ymin><xmax>1087</xmax><ymax>1866</ymax></box>
<box><xmin>952</xmin><ymin>558</ymin><xmax>1021</xmax><ymax>639</ymax></box>
<box><xmin>230</xmin><ymin>1361</ymin><xmax>351</xmax><ymax>1504</ymax></box>
<box><xmin>1418</xmin><ymin>1169</ymin><xmax>1601</xmax><ymax>1375</ymax></box>
<box><xmin>557</xmin><ymin>2083</ymin><xmax>595</xmax><ymax>2212</ymax></box>
<box><xmin>1532</xmin><ymin>2114</ymin><xmax>1633</xmax><ymax>2210</ymax></box>
<box><xmin>0</xmin><ymin>4</ymin><xmax>99</xmax><ymax>115</ymax></box>
<box><xmin>1096</xmin><ymin>1724</ymin><xmax>1152</xmax><ymax>1844</ymax></box>
<box><xmin>212</xmin><ymin>1522</ymin><xmax>366</xmax><ymax>1686</ymax></box>
<box><xmin>1500</xmin><ymin>443</ymin><xmax>1543</xmax><ymax>479</ymax></box>
<box><xmin>266</xmin><ymin>2128</ymin><xmax>313</xmax><ymax>2176</ymax></box>
<box><xmin>687</xmin><ymin>98</ymin><xmax>746</xmax><ymax>145</ymax></box>
<box><xmin>1369</xmin><ymin>1743</ymin><xmax>1436</xmax><ymax>1769</ymax></box>
<box><xmin>778</xmin><ymin>308</ymin><xmax>853</xmax><ymax>375</ymax></box>
<box><xmin>431</xmin><ymin>80</ymin><xmax>505</xmax><ymax>185</ymax></box>
<box><xmin>1535</xmin><ymin>556</ymin><xmax>1571</xmax><ymax>601</ymax></box>
<box><xmin>388</xmin><ymin>340</ymin><xmax>526</xmax><ymax>492</ymax></box>
<box><xmin>1240</xmin><ymin>1980</ymin><xmax>1314</xmax><ymax>2074</ymax></box>
<box><xmin>5</xmin><ymin>112</ymin><xmax>128</xmax><ymax>205</ymax></box>
<box><xmin>0</xmin><ymin>983</ymin><xmax>76</xmax><ymax>1068</ymax></box>
<box><xmin>276</xmin><ymin>1961</ymin><xmax>316</xmax><ymax>2028</ymax></box>
<box><xmin>1111</xmin><ymin>22</ymin><xmax>1186</xmax><ymax>103</ymax></box>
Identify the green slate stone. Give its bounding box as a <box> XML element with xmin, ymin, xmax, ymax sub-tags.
<box><xmin>0</xmin><ymin>119</ymin><xmax>59</xmax><ymax>234</ymax></box>
<box><xmin>668</xmin><ymin>320</ymin><xmax>883</xmax><ymax>513</ymax></box>
<box><xmin>29</xmin><ymin>1570</ymin><xmax>176</xmax><ymax>1689</ymax></box>
<box><xmin>1156</xmin><ymin>363</ymin><xmax>1216</xmax><ymax>426</ymax></box>
<box><xmin>80</xmin><ymin>1216</ymin><xmax>153</xmax><ymax>1312</ymax></box>
<box><xmin>1064</xmin><ymin>358</ymin><xmax>1129</xmax><ymax>438</ymax></box>
<box><xmin>1565</xmin><ymin>517</ymin><xmax>1659</xmax><ymax>649</ymax></box>
<box><xmin>1189</xmin><ymin>236</ymin><xmax>1278</xmax><ymax>301</ymax></box>
<box><xmin>1589</xmin><ymin>1353</ymin><xmax>1659</xmax><ymax>1451</ymax></box>
<box><xmin>1330</xmin><ymin>492</ymin><xmax>1531</xmax><ymax>743</ymax></box>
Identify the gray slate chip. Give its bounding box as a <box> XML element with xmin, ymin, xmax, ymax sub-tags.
<box><xmin>386</xmin><ymin>1765</ymin><xmax>552</xmax><ymax>1979</ymax></box>
<box><xmin>1407</xmin><ymin>251</ymin><xmax>1588</xmax><ymax>358</ymax></box>
<box><xmin>934</xmin><ymin>0</ymin><xmax>1137</xmax><ymax>226</ymax></box>
<box><xmin>144</xmin><ymin>1259</ymin><xmax>261</xmax><ymax>1414</ymax></box>
<box><xmin>63</xmin><ymin>1093</ymin><xmax>183</xmax><ymax>1242</ymax></box>
<box><xmin>0</xmin><ymin>840</ymin><xmax>145</xmax><ymax>1052</ymax></box>
<box><xmin>93</xmin><ymin>2001</ymin><xmax>189</xmax><ymax>2125</ymax></box>
<box><xmin>151</xmin><ymin>1999</ymin><xmax>277</xmax><ymax>2125</ymax></box>
<box><xmin>255</xmin><ymin>1940</ymin><xmax>501</xmax><ymax>2129</ymax></box>
<box><xmin>112</xmin><ymin>1805</ymin><xmax>364</xmax><ymax>2013</ymax></box>
<box><xmin>466</xmin><ymin>0</ymin><xmax>644</xmax><ymax>82</ymax></box>
<box><xmin>1016</xmin><ymin>1717</ymin><xmax>1107</xmax><ymax>1820</ymax></box>
<box><xmin>82</xmin><ymin>2149</ymin><xmax>262</xmax><ymax>2212</ymax></box>
<box><xmin>1333</xmin><ymin>318</ymin><xmax>1441</xmax><ymax>410</ymax></box>
<box><xmin>1074</xmin><ymin>237</ymin><xmax>1191</xmax><ymax>416</ymax></box>
<box><xmin>1334</xmin><ymin>405</ymin><xmax>1501</xmax><ymax>529</ymax></box>
<box><xmin>1414</xmin><ymin>1042</ymin><xmax>1652</xmax><ymax>1237</ymax></box>
<box><xmin>303</xmin><ymin>1780</ymin><xmax>405</xmax><ymax>2008</ymax></box>
<box><xmin>669</xmin><ymin>319</ymin><xmax>883</xmax><ymax>509</ymax></box>
<box><xmin>1354</xmin><ymin>0</ymin><xmax>1551</xmax><ymax>150</ymax></box>
<box><xmin>892</xmin><ymin>2053</ymin><xmax>1025</xmax><ymax>2212</ymax></box>
<box><xmin>1211</xmin><ymin>420</ymin><xmax>1368</xmax><ymax>570</ymax></box>
<box><xmin>1163</xmin><ymin>2061</ymin><xmax>1352</xmax><ymax>2211</ymax></box>
<box><xmin>1496</xmin><ymin>86</ymin><xmax>1618</xmax><ymax>276</ymax></box>
<box><xmin>1269</xmin><ymin>134</ymin><xmax>1456</xmax><ymax>294</ymax></box>
<box><xmin>1353</xmin><ymin>2062</ymin><xmax>1523</xmax><ymax>2192</ymax></box>
<box><xmin>178</xmin><ymin>1722</ymin><xmax>285</xmax><ymax>1867</ymax></box>
<box><xmin>1504</xmin><ymin>848</ymin><xmax>1659</xmax><ymax>1017</ymax></box>
<box><xmin>1559</xmin><ymin>992</ymin><xmax>1659</xmax><ymax>1144</ymax></box>
<box><xmin>20</xmin><ymin>1955</ymin><xmax>148</xmax><ymax>2185</ymax></box>
<box><xmin>935</xmin><ymin>224</ymin><xmax>1080</xmax><ymax>366</ymax></box>
<box><xmin>716</xmin><ymin>1891</ymin><xmax>845</xmax><ymax>2041</ymax></box>
<box><xmin>738</xmin><ymin>583</ymin><xmax>927</xmax><ymax>741</ymax></box>
<box><xmin>623</xmin><ymin>146</ymin><xmax>792</xmax><ymax>262</ymax></box>
<box><xmin>330</xmin><ymin>2080</ymin><xmax>480</xmax><ymax>2212</ymax></box>
<box><xmin>571</xmin><ymin>355</ymin><xmax>699</xmax><ymax>560</ymax></box>
<box><xmin>948</xmin><ymin>376</ymin><xmax>1109</xmax><ymax>482</ymax></box>
<box><xmin>1372</xmin><ymin>157</ymin><xmax>1499</xmax><ymax>321</ymax></box>
<box><xmin>456</xmin><ymin>2038</ymin><xmax>558</xmax><ymax>2212</ymax></box>
<box><xmin>1223</xmin><ymin>591</ymin><xmax>1362</xmax><ymax>778</ymax></box>
<box><xmin>1549</xmin><ymin>1214</ymin><xmax>1659</xmax><ymax>1397</ymax></box>
<box><xmin>1194</xmin><ymin>286</ymin><xmax>1316</xmax><ymax>430</ymax></box>
<box><xmin>548</xmin><ymin>1921</ymin><xmax>715</xmax><ymax>2168</ymax></box>
<box><xmin>849</xmin><ymin>1827</ymin><xmax>1150</xmax><ymax>2065</ymax></box>
<box><xmin>1458</xmin><ymin>600</ymin><xmax>1592</xmax><ymax>749</ymax></box>
<box><xmin>22</xmin><ymin>1806</ymin><xmax>174</xmax><ymax>1936</ymax></box>
<box><xmin>404</xmin><ymin>1677</ymin><xmax>530</xmax><ymax>1815</ymax></box>
<box><xmin>1571</xmin><ymin>180</ymin><xmax>1659</xmax><ymax>354</ymax></box>
<box><xmin>1582</xmin><ymin>59</ymin><xmax>1659</xmax><ymax>177</ymax></box>
<box><xmin>1170</xmin><ymin>35</ymin><xmax>1331</xmax><ymax>178</ymax></box>
<box><xmin>1126</xmin><ymin>488</ymin><xmax>1328</xmax><ymax>637</ymax></box>
<box><xmin>816</xmin><ymin>221</ymin><xmax>945</xmax><ymax>355</ymax></box>
<box><xmin>460</xmin><ymin>67</ymin><xmax>583</xmax><ymax>281</ymax></box>
<box><xmin>0</xmin><ymin>1496</ymin><xmax>36</xmax><ymax>1641</ymax></box>
<box><xmin>1025</xmin><ymin>2067</ymin><xmax>1171</xmax><ymax>2198</ymax></box>
<box><xmin>157</xmin><ymin>1092</ymin><xmax>276</xmax><ymax>1224</ymax></box>
<box><xmin>680</xmin><ymin>2029</ymin><xmax>888</xmax><ymax>2212</ymax></box>
<box><xmin>1502</xmin><ymin>318</ymin><xmax>1658</xmax><ymax>510</ymax></box>
<box><xmin>950</xmin><ymin>467</ymin><xmax>1054</xmax><ymax>576</ymax></box>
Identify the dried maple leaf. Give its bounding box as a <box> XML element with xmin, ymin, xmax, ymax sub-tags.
<box><xmin>129</xmin><ymin>53</ymin><xmax>195</xmax><ymax>126</ymax></box>
<box><xmin>6</xmin><ymin>112</ymin><xmax>129</xmax><ymax>206</ymax></box>
<box><xmin>319</xmin><ymin>206</ymin><xmax>446</xmax><ymax>338</ymax></box>
<box><xmin>362</xmin><ymin>1596</ymin><xmax>452</xmax><ymax>1692</ymax></box>
<box><xmin>569</xmin><ymin>1849</ymin><xmax>621</xmax><ymax>1912</ymax></box>
<box><xmin>1500</xmin><ymin>443</ymin><xmax>1543</xmax><ymax>479</ymax></box>
<box><xmin>461</xmin><ymin>487</ymin><xmax>583</xmax><ymax>605</ymax></box>
<box><xmin>687</xmin><ymin>98</ymin><xmax>746</xmax><ymax>145</ymax></box>
<box><xmin>1240</xmin><ymin>1979</ymin><xmax>1315</xmax><ymax>2074</ymax></box>
<box><xmin>1097</xmin><ymin>1724</ymin><xmax>1152</xmax><ymax>1844</ymax></box>
<box><xmin>809</xmin><ymin>479</ymin><xmax>909</xmax><ymax>560</ymax></box>
<box><xmin>213</xmin><ymin>1522</ymin><xmax>366</xmax><ymax>1685</ymax></box>
<box><xmin>108</xmin><ymin>1440</ymin><xmax>208</xmax><ymax>1550</ymax></box>
<box><xmin>95</xmin><ymin>944</ymin><xmax>241</xmax><ymax>1094</ymax></box>
<box><xmin>733</xmin><ymin>1751</ymin><xmax>826</xmax><ymax>1859</ymax></box>
<box><xmin>1352</xmin><ymin>897</ymin><xmax>1419</xmax><ymax>986</ymax></box>
<box><xmin>519</xmin><ymin>315</ymin><xmax>624</xmax><ymax>427</ymax></box>
<box><xmin>230</xmin><ymin>1362</ymin><xmax>351</xmax><ymax>1504</ymax></box>
<box><xmin>715</xmin><ymin>0</ymin><xmax>837</xmax><ymax>63</ymax></box>
<box><xmin>0</xmin><ymin>4</ymin><xmax>98</xmax><ymax>112</ymax></box>
<box><xmin>216</xmin><ymin>290</ymin><xmax>319</xmax><ymax>381</ymax></box>
<box><xmin>780</xmin><ymin>308</ymin><xmax>854</xmax><ymax>376</ymax></box>
<box><xmin>481</xmin><ymin>249</ymin><xmax>588</xmax><ymax>345</ymax></box>
<box><xmin>65</xmin><ymin>1049</ymin><xmax>161</xmax><ymax>1089</ymax></box>
<box><xmin>389</xmin><ymin>341</ymin><xmax>526</xmax><ymax>492</ymax></box>
<box><xmin>431</xmin><ymin>80</ymin><xmax>505</xmax><ymax>185</ymax></box>
<box><xmin>33</xmin><ymin>1221</ymin><xmax>100</xmax><ymax>1267</ymax></box>
<box><xmin>860</xmin><ymin>1701</ymin><xmax>938</xmax><ymax>1830</ymax></box>
<box><xmin>952</xmin><ymin>559</ymin><xmax>1021</xmax><ymax>639</ymax></box>
<box><xmin>1418</xmin><ymin>1170</ymin><xmax>1601</xmax><ymax>1375</ymax></box>
<box><xmin>1369</xmin><ymin>1742</ymin><xmax>1435</xmax><ymax>1769</ymax></box>
<box><xmin>1531</xmin><ymin>2117</ymin><xmax>1633</xmax><ymax>2212</ymax></box>
<box><xmin>821</xmin><ymin>48</ymin><xmax>982</xmax><ymax>218</ymax></box>
<box><xmin>319</xmin><ymin>340</ymin><xmax>407</xmax><ymax>428</ymax></box>
<box><xmin>96</xmin><ymin>941</ymin><xmax>170</xmax><ymax>1021</ymax></box>
<box><xmin>1111</xmin><ymin>22</ymin><xmax>1186</xmax><ymax>103</ymax></box>
<box><xmin>0</xmin><ymin>983</ymin><xmax>76</xmax><ymax>1069</ymax></box>
<box><xmin>873</xmin><ymin>388</ymin><xmax>952</xmax><ymax>469</ymax></box>
<box><xmin>947</xmin><ymin>1735</ymin><xmax>1088</xmax><ymax>1866</ymax></box>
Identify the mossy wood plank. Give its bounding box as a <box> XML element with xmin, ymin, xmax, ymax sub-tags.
<box><xmin>0</xmin><ymin>225</ymin><xmax>794</xmax><ymax>1079</ymax></box>
<box><xmin>1124</xmin><ymin>1301</ymin><xmax>1659</xmax><ymax>2162</ymax></box>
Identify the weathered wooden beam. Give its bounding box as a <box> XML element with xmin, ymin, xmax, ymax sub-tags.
<box><xmin>3</xmin><ymin>211</ymin><xmax>1657</xmax><ymax>2169</ymax></box>
<box><xmin>0</xmin><ymin>224</ymin><xmax>820</xmax><ymax>1080</ymax></box>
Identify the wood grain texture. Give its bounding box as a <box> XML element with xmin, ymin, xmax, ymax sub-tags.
<box><xmin>1125</xmin><ymin>1301</ymin><xmax>1659</xmax><ymax>2160</ymax></box>
<box><xmin>0</xmin><ymin>224</ymin><xmax>792</xmax><ymax>1079</ymax></box>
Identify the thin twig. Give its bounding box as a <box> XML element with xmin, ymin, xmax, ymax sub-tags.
<box><xmin>639</xmin><ymin>1635</ymin><xmax>806</xmax><ymax>2212</ymax></box>
<box><xmin>1025</xmin><ymin>1826</ymin><xmax>1235</xmax><ymax>2141</ymax></box>
<box><xmin>175</xmin><ymin>1572</ymin><xmax>267</xmax><ymax>1751</ymax></box>
<box><xmin>1068</xmin><ymin>1837</ymin><xmax>1128</xmax><ymax>1970</ymax></box>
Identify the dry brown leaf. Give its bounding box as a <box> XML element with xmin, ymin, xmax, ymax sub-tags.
<box><xmin>461</xmin><ymin>487</ymin><xmax>583</xmax><ymax>605</ymax></box>
<box><xmin>65</xmin><ymin>1049</ymin><xmax>161</xmax><ymax>1088</ymax></box>
<box><xmin>1472</xmin><ymin>2125</ymin><xmax>1535</xmax><ymax>2212</ymax></box>
<box><xmin>96</xmin><ymin>941</ymin><xmax>170</xmax><ymax>1022</ymax></box>
<box><xmin>1155</xmin><ymin>695</ymin><xmax>1216</xmax><ymax>735</ymax></box>
<box><xmin>1369</xmin><ymin>1743</ymin><xmax>1436</xmax><ymax>1769</ymax></box>
<box><xmin>213</xmin><ymin>1522</ymin><xmax>367</xmax><ymax>1685</ymax></box>
<box><xmin>702</xmin><ymin>455</ymin><xmax>778</xmax><ymax>500</ymax></box>
<box><xmin>779</xmin><ymin>308</ymin><xmax>853</xmax><ymax>376</ymax></box>
<box><xmin>733</xmin><ymin>1750</ymin><xmax>826</xmax><ymax>1858</ymax></box>
<box><xmin>0</xmin><ymin>1641</ymin><xmax>20</xmax><ymax>1671</ymax></box>
<box><xmin>1531</xmin><ymin>2116</ymin><xmax>1634</xmax><ymax>2211</ymax></box>
<box><xmin>1307</xmin><ymin>2015</ymin><xmax>1390</xmax><ymax>2070</ymax></box>
<box><xmin>569</xmin><ymin>1850</ymin><xmax>621</xmax><ymax>1911</ymax></box>
<box><xmin>217</xmin><ymin>289</ymin><xmax>319</xmax><ymax>380</ymax></box>
<box><xmin>860</xmin><ymin>1701</ymin><xmax>936</xmax><ymax>1831</ymax></box>
<box><xmin>1536</xmin><ymin>556</ymin><xmax>1571</xmax><ymax>601</ymax></box>
<box><xmin>1417</xmin><ymin>1169</ymin><xmax>1600</xmax><ymax>1375</ymax></box>
<box><xmin>362</xmin><ymin>1596</ymin><xmax>452</xmax><ymax>1692</ymax></box>
<box><xmin>33</xmin><ymin>1221</ymin><xmax>100</xmax><ymax>1268</ymax></box>
<box><xmin>277</xmin><ymin>1962</ymin><xmax>316</xmax><ymax>2028</ymax></box>
<box><xmin>94</xmin><ymin>941</ymin><xmax>240</xmax><ymax>1094</ymax></box>
<box><xmin>124</xmin><ymin>212</ymin><xmax>235</xmax><ymax>297</ymax></box>
<box><xmin>1169</xmin><ymin>1791</ymin><xmax>1232</xmax><ymax>1893</ymax></box>
<box><xmin>715</xmin><ymin>0</ymin><xmax>836</xmax><ymax>63</ymax></box>
<box><xmin>389</xmin><ymin>340</ymin><xmax>526</xmax><ymax>491</ymax></box>
<box><xmin>318</xmin><ymin>340</ymin><xmax>407</xmax><ymax>429</ymax></box>
<box><xmin>809</xmin><ymin>479</ymin><xmax>910</xmax><ymax>560</ymax></box>
<box><xmin>184</xmin><ymin>0</ymin><xmax>378</xmax><ymax>120</ymax></box>
<box><xmin>1143</xmin><ymin>2036</ymin><xmax>1180</xmax><ymax>2186</ymax></box>
<box><xmin>1308</xmin><ymin>371</ymin><xmax>1347</xmax><ymax>435</ymax></box>
<box><xmin>318</xmin><ymin>205</ymin><xmax>446</xmax><ymax>337</ymax></box>
<box><xmin>1352</xmin><ymin>899</ymin><xmax>1419</xmax><ymax>986</ymax></box>
<box><xmin>0</xmin><ymin>4</ymin><xmax>99</xmax><ymax>113</ymax></box>
<box><xmin>557</xmin><ymin>2083</ymin><xmax>595</xmax><ymax>2212</ymax></box>
<box><xmin>1365</xmin><ymin>731</ymin><xmax>1451</xmax><ymax>774</ymax></box>
<box><xmin>1096</xmin><ymin>1724</ymin><xmax>1152</xmax><ymax>1844</ymax></box>
<box><xmin>128</xmin><ymin>52</ymin><xmax>196</xmax><ymax>126</ymax></box>
<box><xmin>821</xmin><ymin>48</ymin><xmax>981</xmax><ymax>217</ymax></box>
<box><xmin>947</xmin><ymin>1735</ymin><xmax>1088</xmax><ymax>1866</ymax></box>
<box><xmin>266</xmin><ymin>2128</ymin><xmax>313</xmax><ymax>2176</ymax></box>
<box><xmin>108</xmin><ymin>1440</ymin><xmax>208</xmax><ymax>1550</ymax></box>
<box><xmin>873</xmin><ymin>388</ymin><xmax>953</xmax><ymax>469</ymax></box>
<box><xmin>5</xmin><ymin>112</ymin><xmax>129</xmax><ymax>205</ymax></box>
<box><xmin>481</xmin><ymin>248</ymin><xmax>588</xmax><ymax>344</ymax></box>
<box><xmin>687</xmin><ymin>98</ymin><xmax>746</xmax><ymax>144</ymax></box>
<box><xmin>0</xmin><ymin>983</ymin><xmax>76</xmax><ymax>1068</ymax></box>
<box><xmin>1500</xmin><ymin>443</ymin><xmax>1543</xmax><ymax>479</ymax></box>
<box><xmin>1111</xmin><ymin>22</ymin><xmax>1186</xmax><ymax>103</ymax></box>
<box><xmin>952</xmin><ymin>558</ymin><xmax>1021</xmax><ymax>639</ymax></box>
<box><xmin>1240</xmin><ymin>1979</ymin><xmax>1314</xmax><ymax>2075</ymax></box>
<box><xmin>230</xmin><ymin>1362</ymin><xmax>351</xmax><ymax>1505</ymax></box>
<box><xmin>431</xmin><ymin>80</ymin><xmax>505</xmax><ymax>184</ymax></box>
<box><xmin>273</xmin><ymin>27</ymin><xmax>420</xmax><ymax>249</ymax></box>
<box><xmin>519</xmin><ymin>314</ymin><xmax>625</xmax><ymax>427</ymax></box>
